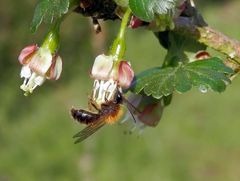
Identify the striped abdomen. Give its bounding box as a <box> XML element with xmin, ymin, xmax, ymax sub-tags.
<box><xmin>71</xmin><ymin>108</ymin><xmax>101</xmax><ymax>125</ymax></box>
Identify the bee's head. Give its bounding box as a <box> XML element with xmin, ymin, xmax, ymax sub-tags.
<box><xmin>115</xmin><ymin>91</ymin><xmax>123</xmax><ymax>104</ymax></box>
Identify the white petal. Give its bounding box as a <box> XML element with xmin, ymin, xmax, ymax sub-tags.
<box><xmin>29</xmin><ymin>47</ymin><xmax>52</xmax><ymax>75</ymax></box>
<box><xmin>34</xmin><ymin>75</ymin><xmax>45</xmax><ymax>86</ymax></box>
<box><xmin>91</xmin><ymin>54</ymin><xmax>114</xmax><ymax>79</ymax></box>
<box><xmin>20</xmin><ymin>72</ymin><xmax>45</xmax><ymax>94</ymax></box>
<box><xmin>20</xmin><ymin>65</ymin><xmax>31</xmax><ymax>78</ymax></box>
<box><xmin>54</xmin><ymin>56</ymin><xmax>62</xmax><ymax>80</ymax></box>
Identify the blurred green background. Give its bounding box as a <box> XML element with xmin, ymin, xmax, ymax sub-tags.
<box><xmin>1</xmin><ymin>1</ymin><xmax>240</xmax><ymax>181</ymax></box>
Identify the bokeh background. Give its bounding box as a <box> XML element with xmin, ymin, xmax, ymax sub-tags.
<box><xmin>1</xmin><ymin>0</ymin><xmax>240</xmax><ymax>180</ymax></box>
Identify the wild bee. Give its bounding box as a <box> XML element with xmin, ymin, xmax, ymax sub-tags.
<box><xmin>71</xmin><ymin>91</ymin><xmax>124</xmax><ymax>143</ymax></box>
<box><xmin>71</xmin><ymin>91</ymin><xmax>164</xmax><ymax>143</ymax></box>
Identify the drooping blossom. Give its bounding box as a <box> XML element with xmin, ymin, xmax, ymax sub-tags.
<box><xmin>90</xmin><ymin>54</ymin><xmax>134</xmax><ymax>105</ymax></box>
<box><xmin>122</xmin><ymin>93</ymin><xmax>164</xmax><ymax>133</ymax></box>
<box><xmin>18</xmin><ymin>44</ymin><xmax>62</xmax><ymax>95</ymax></box>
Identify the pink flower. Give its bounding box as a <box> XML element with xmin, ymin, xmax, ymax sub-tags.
<box><xmin>91</xmin><ymin>54</ymin><xmax>134</xmax><ymax>88</ymax></box>
<box><xmin>18</xmin><ymin>44</ymin><xmax>62</xmax><ymax>95</ymax></box>
<box><xmin>90</xmin><ymin>54</ymin><xmax>134</xmax><ymax>105</ymax></box>
<box><xmin>129</xmin><ymin>16</ymin><xmax>144</xmax><ymax>29</ymax></box>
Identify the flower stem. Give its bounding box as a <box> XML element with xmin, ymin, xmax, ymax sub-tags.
<box><xmin>110</xmin><ymin>8</ymin><xmax>131</xmax><ymax>61</ymax></box>
<box><xmin>41</xmin><ymin>18</ymin><xmax>62</xmax><ymax>54</ymax></box>
<box><xmin>41</xmin><ymin>0</ymin><xmax>79</xmax><ymax>54</ymax></box>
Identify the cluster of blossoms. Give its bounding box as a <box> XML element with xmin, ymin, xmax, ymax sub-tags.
<box><xmin>17</xmin><ymin>7</ymin><xmax>163</xmax><ymax>133</ymax></box>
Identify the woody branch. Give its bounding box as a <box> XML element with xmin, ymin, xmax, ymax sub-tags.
<box><xmin>174</xmin><ymin>17</ymin><xmax>240</xmax><ymax>68</ymax></box>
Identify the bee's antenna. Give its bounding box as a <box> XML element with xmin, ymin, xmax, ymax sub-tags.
<box><xmin>128</xmin><ymin>107</ymin><xmax>137</xmax><ymax>123</ymax></box>
<box><xmin>121</xmin><ymin>96</ymin><xmax>142</xmax><ymax>124</ymax></box>
<box><xmin>122</xmin><ymin>96</ymin><xmax>142</xmax><ymax>114</ymax></box>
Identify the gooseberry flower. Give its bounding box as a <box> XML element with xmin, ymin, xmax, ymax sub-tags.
<box><xmin>90</xmin><ymin>54</ymin><xmax>134</xmax><ymax>105</ymax></box>
<box><xmin>91</xmin><ymin>54</ymin><xmax>134</xmax><ymax>88</ymax></box>
<box><xmin>18</xmin><ymin>44</ymin><xmax>62</xmax><ymax>95</ymax></box>
<box><xmin>123</xmin><ymin>94</ymin><xmax>164</xmax><ymax>131</ymax></box>
<box><xmin>90</xmin><ymin>9</ymin><xmax>134</xmax><ymax>105</ymax></box>
<box><xmin>18</xmin><ymin>19</ymin><xmax>62</xmax><ymax>96</ymax></box>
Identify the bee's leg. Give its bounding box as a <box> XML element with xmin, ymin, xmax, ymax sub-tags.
<box><xmin>104</xmin><ymin>96</ymin><xmax>108</xmax><ymax>102</ymax></box>
<box><xmin>92</xmin><ymin>103</ymin><xmax>100</xmax><ymax>111</ymax></box>
<box><xmin>91</xmin><ymin>100</ymin><xmax>101</xmax><ymax>112</ymax></box>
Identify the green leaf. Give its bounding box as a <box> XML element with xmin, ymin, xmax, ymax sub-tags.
<box><xmin>31</xmin><ymin>0</ymin><xmax>70</xmax><ymax>33</ymax></box>
<box><xmin>131</xmin><ymin>58</ymin><xmax>234</xmax><ymax>99</ymax></box>
<box><xmin>164</xmin><ymin>32</ymin><xmax>206</xmax><ymax>66</ymax></box>
<box><xmin>114</xmin><ymin>0</ymin><xmax>129</xmax><ymax>7</ymax></box>
<box><xmin>129</xmin><ymin>0</ymin><xmax>177</xmax><ymax>22</ymax></box>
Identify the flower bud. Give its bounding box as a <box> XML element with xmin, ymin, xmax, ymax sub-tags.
<box><xmin>195</xmin><ymin>51</ymin><xmax>211</xmax><ymax>60</ymax></box>
<box><xmin>129</xmin><ymin>16</ymin><xmax>144</xmax><ymax>29</ymax></box>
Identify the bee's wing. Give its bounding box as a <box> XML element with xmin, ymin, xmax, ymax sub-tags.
<box><xmin>73</xmin><ymin>120</ymin><xmax>106</xmax><ymax>143</ymax></box>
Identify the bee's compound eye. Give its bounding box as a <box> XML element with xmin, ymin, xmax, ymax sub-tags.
<box><xmin>116</xmin><ymin>92</ymin><xmax>123</xmax><ymax>104</ymax></box>
<box><xmin>71</xmin><ymin>108</ymin><xmax>78</xmax><ymax>119</ymax></box>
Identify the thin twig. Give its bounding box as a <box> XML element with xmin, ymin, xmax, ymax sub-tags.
<box><xmin>174</xmin><ymin>17</ymin><xmax>240</xmax><ymax>66</ymax></box>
